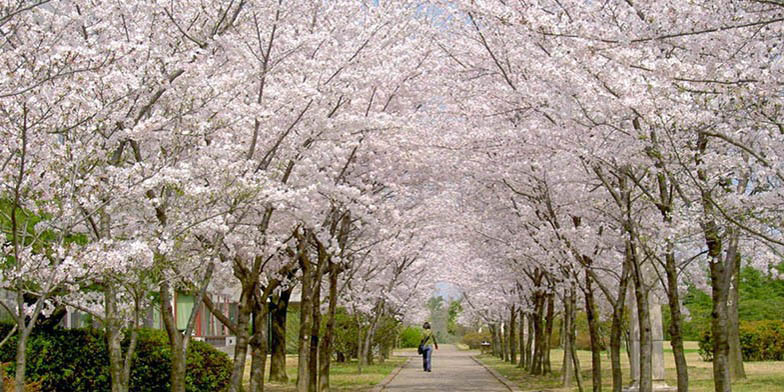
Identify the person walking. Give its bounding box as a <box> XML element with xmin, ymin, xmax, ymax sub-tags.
<box><xmin>420</xmin><ymin>322</ymin><xmax>439</xmax><ymax>372</ymax></box>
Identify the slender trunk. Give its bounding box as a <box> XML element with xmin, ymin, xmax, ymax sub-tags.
<box><xmin>609</xmin><ymin>276</ymin><xmax>629</xmax><ymax>392</ymax></box>
<box><xmin>585</xmin><ymin>272</ymin><xmax>602</xmax><ymax>392</ymax></box>
<box><xmin>696</xmin><ymin>131</ymin><xmax>732</xmax><ymax>392</ymax></box>
<box><xmin>249</xmin><ymin>304</ymin><xmax>269</xmax><ymax>392</ymax></box>
<box><xmin>356</xmin><ymin>315</ymin><xmax>364</xmax><ymax>372</ymax></box>
<box><xmin>562</xmin><ymin>292</ymin><xmax>574</xmax><ymax>387</ymax></box>
<box><xmin>500</xmin><ymin>321</ymin><xmax>508</xmax><ymax>361</ymax></box>
<box><xmin>360</xmin><ymin>303</ymin><xmax>383</xmax><ymax>368</ymax></box>
<box><xmin>107</xmin><ymin>325</ymin><xmax>127</xmax><ymax>392</ymax></box>
<box><xmin>123</xmin><ymin>326</ymin><xmax>139</xmax><ymax>392</ymax></box>
<box><xmin>297</xmin><ymin>259</ymin><xmax>314</xmax><ymax>392</ymax></box>
<box><xmin>489</xmin><ymin>323</ymin><xmax>499</xmax><ymax>357</ymax></box>
<box><xmin>569</xmin><ymin>285</ymin><xmax>585</xmax><ymax>392</ymax></box>
<box><xmin>319</xmin><ymin>261</ymin><xmax>340</xmax><ymax>392</ymax></box>
<box><xmin>710</xmin><ymin>259</ymin><xmax>732</xmax><ymax>392</ymax></box>
<box><xmin>632</xmin><ymin>267</ymin><xmax>652</xmax><ymax>392</ymax></box>
<box><xmin>308</xmin><ymin>246</ymin><xmax>329</xmax><ymax>392</ymax></box>
<box><xmin>13</xmin><ymin>328</ymin><xmax>30</xmax><ymax>392</ymax></box>
<box><xmin>518</xmin><ymin>311</ymin><xmax>525</xmax><ymax>368</ymax></box>
<box><xmin>269</xmin><ymin>288</ymin><xmax>292</xmax><ymax>383</ymax></box>
<box><xmin>728</xmin><ymin>245</ymin><xmax>745</xmax><ymax>380</ymax></box>
<box><xmin>161</xmin><ymin>262</ymin><xmax>214</xmax><ymax>392</ymax></box>
<box><xmin>665</xmin><ymin>248</ymin><xmax>689</xmax><ymax>392</ymax></box>
<box><xmin>106</xmin><ymin>284</ymin><xmax>127</xmax><ymax>392</ymax></box>
<box><xmin>609</xmin><ymin>309</ymin><xmax>624</xmax><ymax>392</ymax></box>
<box><xmin>525</xmin><ymin>314</ymin><xmax>534</xmax><ymax>371</ymax></box>
<box><xmin>708</xmin><ymin>235</ymin><xmax>736</xmax><ymax>392</ymax></box>
<box><xmin>308</xmin><ymin>277</ymin><xmax>323</xmax><ymax>392</ymax></box>
<box><xmin>509</xmin><ymin>305</ymin><xmax>517</xmax><ymax>365</ymax></box>
<box><xmin>544</xmin><ymin>294</ymin><xmax>554</xmax><ymax>374</ymax></box>
<box><xmin>228</xmin><ymin>287</ymin><xmax>253</xmax><ymax>392</ymax></box>
<box><xmin>530</xmin><ymin>294</ymin><xmax>545</xmax><ymax>375</ymax></box>
<box><xmin>160</xmin><ymin>282</ymin><xmax>186</xmax><ymax>392</ymax></box>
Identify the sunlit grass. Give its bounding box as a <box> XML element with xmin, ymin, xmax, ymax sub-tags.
<box><xmin>476</xmin><ymin>341</ymin><xmax>784</xmax><ymax>392</ymax></box>
<box><xmin>243</xmin><ymin>355</ymin><xmax>405</xmax><ymax>392</ymax></box>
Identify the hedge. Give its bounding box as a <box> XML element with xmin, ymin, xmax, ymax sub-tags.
<box><xmin>399</xmin><ymin>326</ymin><xmax>424</xmax><ymax>348</ymax></box>
<box><xmin>461</xmin><ymin>331</ymin><xmax>491</xmax><ymax>350</ymax></box>
<box><xmin>0</xmin><ymin>323</ymin><xmax>231</xmax><ymax>392</ymax></box>
<box><xmin>698</xmin><ymin>320</ymin><xmax>784</xmax><ymax>361</ymax></box>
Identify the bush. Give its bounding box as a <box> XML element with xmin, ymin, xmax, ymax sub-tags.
<box><xmin>399</xmin><ymin>326</ymin><xmax>424</xmax><ymax>348</ymax></box>
<box><xmin>698</xmin><ymin>320</ymin><xmax>784</xmax><ymax>361</ymax></box>
<box><xmin>0</xmin><ymin>323</ymin><xmax>231</xmax><ymax>392</ymax></box>
<box><xmin>461</xmin><ymin>331</ymin><xmax>491</xmax><ymax>350</ymax></box>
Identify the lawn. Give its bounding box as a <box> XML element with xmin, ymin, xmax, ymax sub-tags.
<box><xmin>244</xmin><ymin>355</ymin><xmax>406</xmax><ymax>392</ymax></box>
<box><xmin>475</xmin><ymin>342</ymin><xmax>784</xmax><ymax>392</ymax></box>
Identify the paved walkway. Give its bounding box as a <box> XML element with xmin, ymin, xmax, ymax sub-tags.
<box><xmin>381</xmin><ymin>345</ymin><xmax>511</xmax><ymax>391</ymax></box>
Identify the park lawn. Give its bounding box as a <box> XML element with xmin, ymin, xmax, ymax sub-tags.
<box><xmin>244</xmin><ymin>355</ymin><xmax>406</xmax><ymax>391</ymax></box>
<box><xmin>476</xmin><ymin>341</ymin><xmax>784</xmax><ymax>392</ymax></box>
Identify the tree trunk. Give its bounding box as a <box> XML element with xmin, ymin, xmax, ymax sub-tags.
<box><xmin>360</xmin><ymin>302</ymin><xmax>383</xmax><ymax>369</ymax></box>
<box><xmin>249</xmin><ymin>303</ymin><xmax>269</xmax><ymax>392</ymax></box>
<box><xmin>708</xmin><ymin>233</ymin><xmax>736</xmax><ymax>392</ymax></box>
<box><xmin>585</xmin><ymin>272</ymin><xmax>602</xmax><ymax>392</ymax></box>
<box><xmin>569</xmin><ymin>285</ymin><xmax>585</xmax><ymax>392</ymax></box>
<box><xmin>269</xmin><ymin>288</ymin><xmax>292</xmax><ymax>383</ymax></box>
<box><xmin>319</xmin><ymin>261</ymin><xmax>340</xmax><ymax>392</ymax></box>
<box><xmin>562</xmin><ymin>291</ymin><xmax>574</xmax><ymax>388</ymax></box>
<box><xmin>518</xmin><ymin>311</ymin><xmax>525</xmax><ymax>368</ymax></box>
<box><xmin>525</xmin><ymin>314</ymin><xmax>534</xmax><ymax>371</ymax></box>
<box><xmin>160</xmin><ymin>283</ymin><xmax>186</xmax><ymax>392</ymax></box>
<box><xmin>609</xmin><ymin>260</ymin><xmax>630</xmax><ymax>392</ymax></box>
<box><xmin>13</xmin><ymin>328</ymin><xmax>30</xmax><ymax>392</ymax></box>
<box><xmin>308</xmin><ymin>274</ymin><xmax>323</xmax><ymax>392</ymax></box>
<box><xmin>228</xmin><ymin>287</ymin><xmax>253</xmax><ymax>392</ymax></box>
<box><xmin>489</xmin><ymin>323</ymin><xmax>499</xmax><ymax>358</ymax></box>
<box><xmin>632</xmin><ymin>263</ymin><xmax>653</xmax><ymax>392</ymax></box>
<box><xmin>106</xmin><ymin>285</ymin><xmax>127</xmax><ymax>392</ymax></box>
<box><xmin>297</xmin><ymin>255</ymin><xmax>314</xmax><ymax>392</ymax></box>
<box><xmin>696</xmin><ymin>130</ymin><xmax>733</xmax><ymax>392</ymax></box>
<box><xmin>664</xmin><ymin>248</ymin><xmax>689</xmax><ymax>392</ymax></box>
<box><xmin>500</xmin><ymin>321</ymin><xmax>508</xmax><ymax>362</ymax></box>
<box><xmin>728</xmin><ymin>245</ymin><xmax>745</xmax><ymax>380</ymax></box>
<box><xmin>544</xmin><ymin>294</ymin><xmax>554</xmax><ymax>374</ymax></box>
<box><xmin>509</xmin><ymin>305</ymin><xmax>517</xmax><ymax>365</ymax></box>
<box><xmin>609</xmin><ymin>307</ymin><xmax>625</xmax><ymax>392</ymax></box>
<box><xmin>530</xmin><ymin>294</ymin><xmax>545</xmax><ymax>375</ymax></box>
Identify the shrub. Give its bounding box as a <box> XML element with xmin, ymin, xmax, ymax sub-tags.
<box><xmin>461</xmin><ymin>331</ymin><xmax>491</xmax><ymax>350</ymax></box>
<box><xmin>698</xmin><ymin>320</ymin><xmax>784</xmax><ymax>362</ymax></box>
<box><xmin>0</xmin><ymin>324</ymin><xmax>231</xmax><ymax>392</ymax></box>
<box><xmin>399</xmin><ymin>326</ymin><xmax>424</xmax><ymax>348</ymax></box>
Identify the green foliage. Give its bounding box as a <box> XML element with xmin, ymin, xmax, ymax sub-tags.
<box><xmin>285</xmin><ymin>303</ymin><xmax>301</xmax><ymax>354</ymax></box>
<box><xmin>330</xmin><ymin>307</ymin><xmax>359</xmax><ymax>361</ymax></box>
<box><xmin>699</xmin><ymin>320</ymin><xmax>784</xmax><ymax>361</ymax></box>
<box><xmin>398</xmin><ymin>326</ymin><xmax>424</xmax><ymax>348</ymax></box>
<box><xmin>447</xmin><ymin>300</ymin><xmax>462</xmax><ymax>336</ymax></box>
<box><xmin>461</xmin><ymin>331</ymin><xmax>491</xmax><ymax>349</ymax></box>
<box><xmin>574</xmin><ymin>312</ymin><xmax>608</xmax><ymax>351</ymax></box>
<box><xmin>678</xmin><ymin>265</ymin><xmax>784</xmax><ymax>341</ymax></box>
<box><xmin>0</xmin><ymin>323</ymin><xmax>231</xmax><ymax>392</ymax></box>
<box><xmin>373</xmin><ymin>315</ymin><xmax>399</xmax><ymax>353</ymax></box>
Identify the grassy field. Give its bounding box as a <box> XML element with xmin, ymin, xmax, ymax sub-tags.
<box><xmin>244</xmin><ymin>355</ymin><xmax>406</xmax><ymax>392</ymax></box>
<box><xmin>476</xmin><ymin>342</ymin><xmax>784</xmax><ymax>392</ymax></box>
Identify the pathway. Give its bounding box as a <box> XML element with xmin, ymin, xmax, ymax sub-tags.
<box><xmin>381</xmin><ymin>345</ymin><xmax>512</xmax><ymax>391</ymax></box>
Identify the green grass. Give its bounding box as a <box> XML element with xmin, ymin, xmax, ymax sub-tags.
<box><xmin>475</xmin><ymin>341</ymin><xmax>784</xmax><ymax>392</ymax></box>
<box><xmin>246</xmin><ymin>356</ymin><xmax>406</xmax><ymax>392</ymax></box>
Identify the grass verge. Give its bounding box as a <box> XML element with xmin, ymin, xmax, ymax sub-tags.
<box><xmin>244</xmin><ymin>356</ymin><xmax>406</xmax><ymax>392</ymax></box>
<box><xmin>474</xmin><ymin>341</ymin><xmax>784</xmax><ymax>392</ymax></box>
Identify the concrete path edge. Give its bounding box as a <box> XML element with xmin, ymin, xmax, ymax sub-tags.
<box><xmin>371</xmin><ymin>357</ymin><xmax>411</xmax><ymax>392</ymax></box>
<box><xmin>470</xmin><ymin>355</ymin><xmax>523</xmax><ymax>392</ymax></box>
